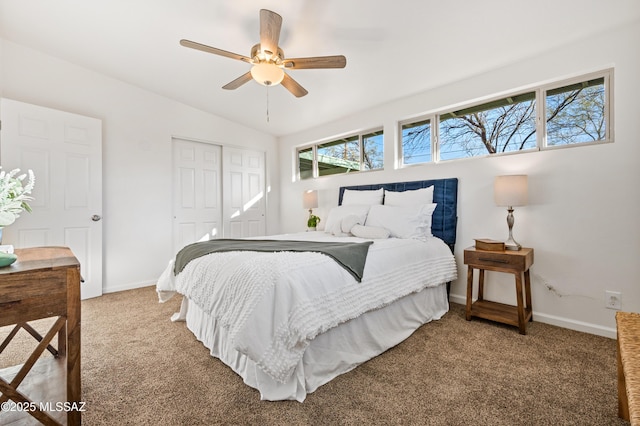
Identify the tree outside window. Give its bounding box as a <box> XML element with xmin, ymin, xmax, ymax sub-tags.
<box><xmin>317</xmin><ymin>136</ymin><xmax>360</xmax><ymax>176</ymax></box>
<box><xmin>400</xmin><ymin>73</ymin><xmax>608</xmax><ymax>164</ymax></box>
<box><xmin>401</xmin><ymin>119</ymin><xmax>431</xmax><ymax>165</ymax></box>
<box><xmin>362</xmin><ymin>131</ymin><xmax>384</xmax><ymax>170</ymax></box>
<box><xmin>300</xmin><ymin>72</ymin><xmax>609</xmax><ymax>179</ymax></box>
<box><xmin>439</xmin><ymin>92</ymin><xmax>537</xmax><ymax>160</ymax></box>
<box><xmin>546</xmin><ymin>77</ymin><xmax>606</xmax><ymax>146</ymax></box>
<box><xmin>298</xmin><ymin>129</ymin><xmax>384</xmax><ymax>179</ymax></box>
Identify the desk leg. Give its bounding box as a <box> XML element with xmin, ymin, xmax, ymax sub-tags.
<box><xmin>478</xmin><ymin>269</ymin><xmax>485</xmax><ymax>301</ymax></box>
<box><xmin>58</xmin><ymin>323</ymin><xmax>67</xmax><ymax>357</ymax></box>
<box><xmin>466</xmin><ymin>266</ymin><xmax>474</xmax><ymax>320</ymax></box>
<box><xmin>66</xmin><ymin>267</ymin><xmax>81</xmax><ymax>426</ymax></box>
<box><xmin>515</xmin><ymin>272</ymin><xmax>526</xmax><ymax>335</ymax></box>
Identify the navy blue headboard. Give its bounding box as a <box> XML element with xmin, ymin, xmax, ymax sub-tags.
<box><xmin>338</xmin><ymin>178</ymin><xmax>458</xmax><ymax>251</ymax></box>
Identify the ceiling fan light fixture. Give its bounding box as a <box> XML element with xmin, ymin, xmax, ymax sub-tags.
<box><xmin>250</xmin><ymin>62</ymin><xmax>284</xmax><ymax>86</ymax></box>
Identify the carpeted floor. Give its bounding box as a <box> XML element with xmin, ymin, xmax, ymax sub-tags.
<box><xmin>0</xmin><ymin>286</ymin><xmax>628</xmax><ymax>425</ymax></box>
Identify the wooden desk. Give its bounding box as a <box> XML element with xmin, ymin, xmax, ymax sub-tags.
<box><xmin>464</xmin><ymin>246</ymin><xmax>534</xmax><ymax>335</ymax></box>
<box><xmin>0</xmin><ymin>247</ymin><xmax>81</xmax><ymax>425</ymax></box>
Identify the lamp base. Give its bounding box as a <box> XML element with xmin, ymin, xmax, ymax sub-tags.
<box><xmin>504</xmin><ymin>207</ymin><xmax>522</xmax><ymax>250</ymax></box>
<box><xmin>504</xmin><ymin>238</ymin><xmax>522</xmax><ymax>251</ymax></box>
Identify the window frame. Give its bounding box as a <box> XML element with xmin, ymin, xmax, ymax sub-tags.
<box><xmin>397</xmin><ymin>69</ymin><xmax>613</xmax><ymax>167</ymax></box>
<box><xmin>398</xmin><ymin>117</ymin><xmax>436</xmax><ymax>167</ymax></box>
<box><xmin>296</xmin><ymin>127</ymin><xmax>384</xmax><ymax>180</ymax></box>
<box><xmin>539</xmin><ymin>70</ymin><xmax>613</xmax><ymax>151</ymax></box>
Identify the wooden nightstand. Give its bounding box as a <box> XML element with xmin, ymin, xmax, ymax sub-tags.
<box><xmin>464</xmin><ymin>246</ymin><xmax>534</xmax><ymax>334</ymax></box>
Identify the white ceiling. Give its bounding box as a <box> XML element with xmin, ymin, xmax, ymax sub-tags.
<box><xmin>1</xmin><ymin>0</ymin><xmax>639</xmax><ymax>137</ymax></box>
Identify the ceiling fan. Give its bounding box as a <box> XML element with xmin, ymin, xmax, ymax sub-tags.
<box><xmin>180</xmin><ymin>9</ymin><xmax>347</xmax><ymax>97</ymax></box>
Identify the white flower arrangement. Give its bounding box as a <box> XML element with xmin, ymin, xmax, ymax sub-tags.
<box><xmin>0</xmin><ymin>167</ymin><xmax>35</xmax><ymax>227</ymax></box>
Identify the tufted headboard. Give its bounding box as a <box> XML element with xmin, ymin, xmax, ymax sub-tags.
<box><xmin>338</xmin><ymin>178</ymin><xmax>459</xmax><ymax>251</ymax></box>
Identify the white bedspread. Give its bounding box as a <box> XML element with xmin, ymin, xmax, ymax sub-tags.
<box><xmin>156</xmin><ymin>232</ymin><xmax>457</xmax><ymax>384</ymax></box>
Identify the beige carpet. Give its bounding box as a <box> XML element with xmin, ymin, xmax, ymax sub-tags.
<box><xmin>0</xmin><ymin>286</ymin><xmax>627</xmax><ymax>425</ymax></box>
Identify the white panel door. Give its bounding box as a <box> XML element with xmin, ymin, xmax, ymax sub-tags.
<box><xmin>172</xmin><ymin>138</ymin><xmax>222</xmax><ymax>255</ymax></box>
<box><xmin>222</xmin><ymin>147</ymin><xmax>266</xmax><ymax>238</ymax></box>
<box><xmin>0</xmin><ymin>98</ymin><xmax>103</xmax><ymax>299</ymax></box>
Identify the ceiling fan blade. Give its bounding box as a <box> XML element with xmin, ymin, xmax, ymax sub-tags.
<box><xmin>282</xmin><ymin>55</ymin><xmax>347</xmax><ymax>69</ymax></box>
<box><xmin>180</xmin><ymin>39</ymin><xmax>252</xmax><ymax>63</ymax></box>
<box><xmin>222</xmin><ymin>72</ymin><xmax>253</xmax><ymax>90</ymax></box>
<box><xmin>259</xmin><ymin>9</ymin><xmax>282</xmax><ymax>57</ymax></box>
<box><xmin>281</xmin><ymin>73</ymin><xmax>308</xmax><ymax>98</ymax></box>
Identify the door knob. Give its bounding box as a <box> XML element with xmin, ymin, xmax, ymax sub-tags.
<box><xmin>91</xmin><ymin>215</ymin><xmax>102</xmax><ymax>222</ymax></box>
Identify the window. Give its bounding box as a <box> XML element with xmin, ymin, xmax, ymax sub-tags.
<box><xmin>400</xmin><ymin>119</ymin><xmax>431</xmax><ymax>165</ymax></box>
<box><xmin>362</xmin><ymin>130</ymin><xmax>384</xmax><ymax>170</ymax></box>
<box><xmin>298</xmin><ymin>147</ymin><xmax>314</xmax><ymax>180</ymax></box>
<box><xmin>545</xmin><ymin>77</ymin><xmax>606</xmax><ymax>147</ymax></box>
<box><xmin>398</xmin><ymin>70</ymin><xmax>611</xmax><ymax>166</ymax></box>
<box><xmin>439</xmin><ymin>92</ymin><xmax>537</xmax><ymax>160</ymax></box>
<box><xmin>317</xmin><ymin>136</ymin><xmax>360</xmax><ymax>177</ymax></box>
<box><xmin>297</xmin><ymin>129</ymin><xmax>384</xmax><ymax>180</ymax></box>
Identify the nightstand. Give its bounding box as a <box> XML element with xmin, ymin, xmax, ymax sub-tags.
<box><xmin>464</xmin><ymin>246</ymin><xmax>534</xmax><ymax>334</ymax></box>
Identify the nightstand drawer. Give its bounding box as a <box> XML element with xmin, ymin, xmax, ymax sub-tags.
<box><xmin>464</xmin><ymin>247</ymin><xmax>533</xmax><ymax>273</ymax></box>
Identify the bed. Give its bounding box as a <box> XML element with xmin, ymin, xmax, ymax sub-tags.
<box><xmin>157</xmin><ymin>178</ymin><xmax>458</xmax><ymax>401</ymax></box>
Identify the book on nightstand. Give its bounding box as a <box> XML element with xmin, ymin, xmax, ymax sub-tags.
<box><xmin>474</xmin><ymin>238</ymin><xmax>505</xmax><ymax>251</ymax></box>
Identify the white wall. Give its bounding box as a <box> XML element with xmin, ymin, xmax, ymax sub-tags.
<box><xmin>0</xmin><ymin>39</ymin><xmax>280</xmax><ymax>293</ymax></box>
<box><xmin>278</xmin><ymin>20</ymin><xmax>640</xmax><ymax>338</ymax></box>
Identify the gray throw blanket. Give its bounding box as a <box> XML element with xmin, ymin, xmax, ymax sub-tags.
<box><xmin>174</xmin><ymin>239</ymin><xmax>374</xmax><ymax>282</ymax></box>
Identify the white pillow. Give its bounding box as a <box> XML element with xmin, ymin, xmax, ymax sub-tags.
<box><xmin>342</xmin><ymin>188</ymin><xmax>384</xmax><ymax>206</ymax></box>
<box><xmin>384</xmin><ymin>186</ymin><xmax>434</xmax><ymax>206</ymax></box>
<box><xmin>351</xmin><ymin>224</ymin><xmax>390</xmax><ymax>239</ymax></box>
<box><xmin>324</xmin><ymin>205</ymin><xmax>370</xmax><ymax>236</ymax></box>
<box><xmin>340</xmin><ymin>214</ymin><xmax>362</xmax><ymax>234</ymax></box>
<box><xmin>365</xmin><ymin>203</ymin><xmax>437</xmax><ymax>240</ymax></box>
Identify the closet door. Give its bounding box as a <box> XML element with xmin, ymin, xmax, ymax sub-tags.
<box><xmin>171</xmin><ymin>138</ymin><xmax>222</xmax><ymax>255</ymax></box>
<box><xmin>222</xmin><ymin>147</ymin><xmax>266</xmax><ymax>238</ymax></box>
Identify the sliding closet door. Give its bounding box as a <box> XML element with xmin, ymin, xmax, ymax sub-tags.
<box><xmin>222</xmin><ymin>147</ymin><xmax>266</xmax><ymax>238</ymax></box>
<box><xmin>171</xmin><ymin>138</ymin><xmax>222</xmax><ymax>255</ymax></box>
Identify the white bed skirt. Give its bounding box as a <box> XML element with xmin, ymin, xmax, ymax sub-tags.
<box><xmin>184</xmin><ymin>283</ymin><xmax>449</xmax><ymax>402</ymax></box>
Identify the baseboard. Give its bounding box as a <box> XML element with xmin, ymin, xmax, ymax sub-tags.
<box><xmin>449</xmin><ymin>293</ymin><xmax>617</xmax><ymax>339</ymax></box>
<box><xmin>103</xmin><ymin>280</ymin><xmax>156</xmax><ymax>294</ymax></box>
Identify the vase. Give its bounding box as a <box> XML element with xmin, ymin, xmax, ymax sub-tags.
<box><xmin>307</xmin><ymin>227</ymin><xmax>316</xmax><ymax>231</ymax></box>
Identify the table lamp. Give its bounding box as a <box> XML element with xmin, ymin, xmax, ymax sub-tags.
<box><xmin>303</xmin><ymin>190</ymin><xmax>318</xmax><ymax>227</ymax></box>
<box><xmin>494</xmin><ymin>175</ymin><xmax>528</xmax><ymax>250</ymax></box>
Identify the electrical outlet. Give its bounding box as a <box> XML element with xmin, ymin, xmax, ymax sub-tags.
<box><xmin>605</xmin><ymin>291</ymin><xmax>622</xmax><ymax>310</ymax></box>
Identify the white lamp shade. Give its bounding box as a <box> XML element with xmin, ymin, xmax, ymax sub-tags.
<box><xmin>303</xmin><ymin>190</ymin><xmax>318</xmax><ymax>209</ymax></box>
<box><xmin>251</xmin><ymin>63</ymin><xmax>285</xmax><ymax>86</ymax></box>
<box><xmin>494</xmin><ymin>175</ymin><xmax>528</xmax><ymax>207</ymax></box>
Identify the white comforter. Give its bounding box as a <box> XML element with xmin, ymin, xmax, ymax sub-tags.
<box><xmin>156</xmin><ymin>232</ymin><xmax>457</xmax><ymax>384</ymax></box>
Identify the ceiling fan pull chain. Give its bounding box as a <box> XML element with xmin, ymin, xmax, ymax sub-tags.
<box><xmin>266</xmin><ymin>85</ymin><xmax>270</xmax><ymax>123</ymax></box>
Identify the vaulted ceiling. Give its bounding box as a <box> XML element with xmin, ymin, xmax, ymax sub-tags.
<box><xmin>1</xmin><ymin>1</ymin><xmax>638</xmax><ymax>137</ymax></box>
